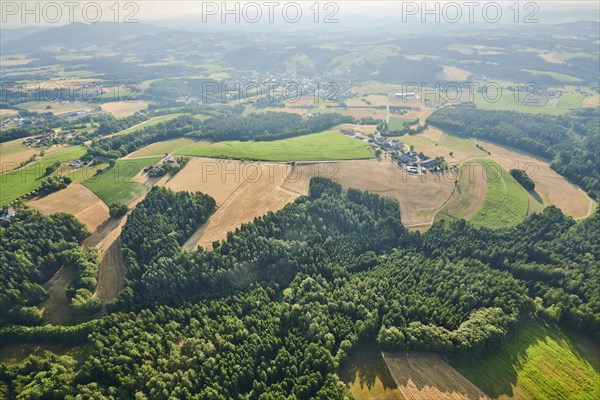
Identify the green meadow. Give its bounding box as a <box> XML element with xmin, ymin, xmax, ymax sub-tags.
<box><xmin>81</xmin><ymin>157</ymin><xmax>162</xmax><ymax>205</ymax></box>
<box><xmin>451</xmin><ymin>318</ymin><xmax>600</xmax><ymax>400</ymax></box>
<box><xmin>175</xmin><ymin>130</ymin><xmax>374</xmax><ymax>161</ymax></box>
<box><xmin>0</xmin><ymin>146</ymin><xmax>86</xmax><ymax>205</ymax></box>
<box><xmin>468</xmin><ymin>158</ymin><xmax>530</xmax><ymax>228</ymax></box>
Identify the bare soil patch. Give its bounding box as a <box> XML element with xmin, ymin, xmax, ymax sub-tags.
<box><xmin>28</xmin><ymin>183</ymin><xmax>109</xmax><ymax>232</ymax></box>
<box><xmin>383</xmin><ymin>352</ymin><xmax>490</xmax><ymax>400</ymax></box>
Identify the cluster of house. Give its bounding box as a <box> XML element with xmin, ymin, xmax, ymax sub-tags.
<box><xmin>68</xmin><ymin>159</ymin><xmax>85</xmax><ymax>168</ymax></box>
<box><xmin>145</xmin><ymin>156</ymin><xmax>178</xmax><ymax>175</ymax></box>
<box><xmin>340</xmin><ymin>129</ymin><xmax>367</xmax><ymax>140</ymax></box>
<box><xmin>0</xmin><ymin>116</ymin><xmax>34</xmax><ymax>128</ymax></box>
<box><xmin>60</xmin><ymin>109</ymin><xmax>91</xmax><ymax>119</ymax></box>
<box><xmin>22</xmin><ymin>130</ymin><xmax>76</xmax><ymax>145</ymax></box>
<box><xmin>0</xmin><ymin>207</ymin><xmax>16</xmax><ymax>220</ymax></box>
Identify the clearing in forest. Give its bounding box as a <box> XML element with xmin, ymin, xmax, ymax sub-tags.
<box><xmin>383</xmin><ymin>352</ymin><xmax>489</xmax><ymax>400</ymax></box>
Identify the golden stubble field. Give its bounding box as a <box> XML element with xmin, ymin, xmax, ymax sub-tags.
<box><xmin>167</xmin><ymin>157</ymin><xmax>456</xmax><ymax>248</ymax></box>
<box><xmin>100</xmin><ymin>101</ymin><xmax>148</xmax><ymax>117</ymax></box>
<box><xmin>383</xmin><ymin>352</ymin><xmax>490</xmax><ymax>400</ymax></box>
<box><xmin>28</xmin><ymin>183</ymin><xmax>109</xmax><ymax>232</ymax></box>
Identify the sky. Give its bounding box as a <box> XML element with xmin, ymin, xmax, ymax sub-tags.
<box><xmin>1</xmin><ymin>1</ymin><xmax>598</xmax><ymax>27</ymax></box>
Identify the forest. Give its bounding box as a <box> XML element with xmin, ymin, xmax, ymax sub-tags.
<box><xmin>2</xmin><ymin>178</ymin><xmax>598</xmax><ymax>398</ymax></box>
<box><xmin>427</xmin><ymin>106</ymin><xmax>600</xmax><ymax>199</ymax></box>
<box><xmin>87</xmin><ymin>112</ymin><xmax>353</xmax><ymax>159</ymax></box>
<box><xmin>0</xmin><ymin>209</ymin><xmax>90</xmax><ymax>325</ymax></box>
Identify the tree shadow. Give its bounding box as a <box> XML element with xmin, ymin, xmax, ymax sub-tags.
<box><xmin>338</xmin><ymin>342</ymin><xmax>398</xmax><ymax>391</ymax></box>
<box><xmin>528</xmin><ymin>189</ymin><xmax>543</xmax><ymax>204</ymax></box>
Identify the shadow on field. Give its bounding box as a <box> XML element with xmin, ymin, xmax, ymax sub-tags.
<box><xmin>338</xmin><ymin>342</ymin><xmax>398</xmax><ymax>391</ymax></box>
<box><xmin>449</xmin><ymin>317</ymin><xmax>599</xmax><ymax>399</ymax></box>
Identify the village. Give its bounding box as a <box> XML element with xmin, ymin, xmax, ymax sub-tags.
<box><xmin>340</xmin><ymin>129</ymin><xmax>447</xmax><ymax>175</ymax></box>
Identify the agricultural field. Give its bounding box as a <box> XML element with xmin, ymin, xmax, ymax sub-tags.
<box><xmin>557</xmin><ymin>93</ymin><xmax>585</xmax><ymax>109</ymax></box>
<box><xmin>27</xmin><ymin>183</ymin><xmax>109</xmax><ymax>233</ymax></box>
<box><xmin>100</xmin><ymin>101</ymin><xmax>149</xmax><ymax>117</ymax></box>
<box><xmin>166</xmin><ymin>158</ymin><xmax>305</xmax><ymax>249</ymax></box>
<box><xmin>451</xmin><ymin>318</ymin><xmax>600</xmax><ymax>400</ymax></box>
<box><xmin>126</xmin><ymin>138</ymin><xmax>198</xmax><ymax>158</ymax></box>
<box><xmin>0</xmin><ymin>146</ymin><xmax>86</xmax><ymax>205</ymax></box>
<box><xmin>523</xmin><ymin>69</ymin><xmax>583</xmax><ymax>83</ymax></box>
<box><xmin>175</xmin><ymin>131</ymin><xmax>375</xmax><ymax>161</ymax></box>
<box><xmin>479</xmin><ymin>140</ymin><xmax>595</xmax><ymax>219</ymax></box>
<box><xmin>93</xmin><ymin>238</ymin><xmax>125</xmax><ymax>306</ymax></box>
<box><xmin>383</xmin><ymin>352</ymin><xmax>489</xmax><ymax>400</ymax></box>
<box><xmin>440</xmin><ymin>65</ymin><xmax>472</xmax><ymax>81</ymax></box>
<box><xmin>473</xmin><ymin>91</ymin><xmax>569</xmax><ymax>115</ymax></box>
<box><xmin>296</xmin><ymin>159</ymin><xmax>456</xmax><ymax>227</ymax></box>
<box><xmin>345</xmin><ymin>94</ymin><xmax>388</xmax><ymax>108</ymax></box>
<box><xmin>81</xmin><ymin>157</ymin><xmax>162</xmax><ymax>206</ymax></box>
<box><xmin>467</xmin><ymin>159</ymin><xmax>530</xmax><ymax>229</ymax></box>
<box><xmin>16</xmin><ymin>101</ymin><xmax>97</xmax><ymax>115</ymax></box>
<box><xmin>339</xmin><ymin>343</ymin><xmax>404</xmax><ymax>399</ymax></box>
<box><xmin>435</xmin><ymin>160</ymin><xmax>489</xmax><ymax>224</ymax></box>
<box><xmin>0</xmin><ymin>139</ymin><xmax>42</xmax><ymax>172</ymax></box>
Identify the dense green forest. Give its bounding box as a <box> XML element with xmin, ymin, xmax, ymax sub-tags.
<box><xmin>0</xmin><ymin>209</ymin><xmax>90</xmax><ymax>326</ymax></box>
<box><xmin>427</xmin><ymin>106</ymin><xmax>600</xmax><ymax>199</ymax></box>
<box><xmin>193</xmin><ymin>112</ymin><xmax>353</xmax><ymax>142</ymax></box>
<box><xmin>2</xmin><ymin>178</ymin><xmax>598</xmax><ymax>398</ymax></box>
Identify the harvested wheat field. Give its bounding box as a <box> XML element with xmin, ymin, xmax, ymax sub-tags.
<box><xmin>296</xmin><ymin>159</ymin><xmax>456</xmax><ymax>227</ymax></box>
<box><xmin>383</xmin><ymin>352</ymin><xmax>490</xmax><ymax>400</ymax></box>
<box><xmin>435</xmin><ymin>160</ymin><xmax>489</xmax><ymax>223</ymax></box>
<box><xmin>167</xmin><ymin>158</ymin><xmax>306</xmax><ymax>249</ymax></box>
<box><xmin>480</xmin><ymin>140</ymin><xmax>595</xmax><ymax>219</ymax></box>
<box><xmin>93</xmin><ymin>238</ymin><xmax>125</xmax><ymax>304</ymax></box>
<box><xmin>440</xmin><ymin>66</ymin><xmax>472</xmax><ymax>81</ymax></box>
<box><xmin>101</xmin><ymin>101</ymin><xmax>148</xmax><ymax>117</ymax></box>
<box><xmin>28</xmin><ymin>183</ymin><xmax>109</xmax><ymax>232</ymax></box>
<box><xmin>347</xmin><ymin>107</ymin><xmax>389</xmax><ymax>120</ymax></box>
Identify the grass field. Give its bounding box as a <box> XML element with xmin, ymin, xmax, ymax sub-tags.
<box><xmin>557</xmin><ymin>93</ymin><xmax>585</xmax><ymax>109</ymax></box>
<box><xmin>81</xmin><ymin>157</ymin><xmax>162</xmax><ymax>205</ymax></box>
<box><xmin>467</xmin><ymin>159</ymin><xmax>529</xmax><ymax>228</ymax></box>
<box><xmin>451</xmin><ymin>318</ymin><xmax>600</xmax><ymax>400</ymax></box>
<box><xmin>474</xmin><ymin>92</ymin><xmax>569</xmax><ymax>115</ymax></box>
<box><xmin>523</xmin><ymin>69</ymin><xmax>583</xmax><ymax>83</ymax></box>
<box><xmin>126</xmin><ymin>138</ymin><xmax>198</xmax><ymax>158</ymax></box>
<box><xmin>0</xmin><ymin>146</ymin><xmax>86</xmax><ymax>205</ymax></box>
<box><xmin>339</xmin><ymin>343</ymin><xmax>404</xmax><ymax>399</ymax></box>
<box><xmin>175</xmin><ymin>131</ymin><xmax>374</xmax><ymax>161</ymax></box>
